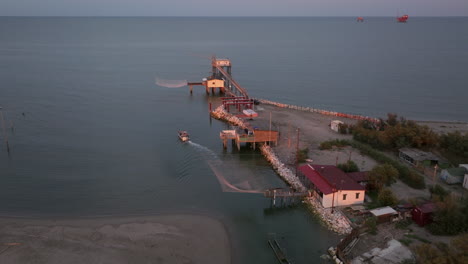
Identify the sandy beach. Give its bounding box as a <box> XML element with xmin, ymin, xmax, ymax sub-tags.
<box><xmin>0</xmin><ymin>214</ymin><xmax>230</xmax><ymax>264</ymax></box>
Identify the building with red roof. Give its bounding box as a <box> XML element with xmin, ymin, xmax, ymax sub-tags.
<box><xmin>346</xmin><ymin>171</ymin><xmax>370</xmax><ymax>187</ymax></box>
<box><xmin>298</xmin><ymin>164</ymin><xmax>366</xmax><ymax>208</ymax></box>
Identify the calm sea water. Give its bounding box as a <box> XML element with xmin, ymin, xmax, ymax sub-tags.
<box><xmin>0</xmin><ymin>17</ymin><xmax>467</xmax><ymax>263</ymax></box>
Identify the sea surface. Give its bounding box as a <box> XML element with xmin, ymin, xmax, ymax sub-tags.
<box><xmin>1</xmin><ymin>17</ymin><xmax>467</xmax><ymax>263</ymax></box>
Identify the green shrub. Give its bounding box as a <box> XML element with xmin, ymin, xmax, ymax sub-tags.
<box><xmin>378</xmin><ymin>188</ymin><xmax>398</xmax><ymax>207</ymax></box>
<box><xmin>429</xmin><ymin>184</ymin><xmax>449</xmax><ymax>200</ymax></box>
<box><xmin>297</xmin><ymin>148</ymin><xmax>309</xmax><ymax>163</ymax></box>
<box><xmin>337</xmin><ymin>160</ymin><xmax>360</xmax><ymax>173</ymax></box>
<box><xmin>319</xmin><ymin>139</ymin><xmax>426</xmax><ymax>189</ymax></box>
<box><xmin>319</xmin><ymin>141</ymin><xmax>332</xmax><ymax>150</ymax></box>
<box><xmin>399</xmin><ymin>238</ymin><xmax>413</xmax><ymax>247</ymax></box>
<box><xmin>395</xmin><ymin>219</ymin><xmax>412</xmax><ymax>230</ymax></box>
<box><xmin>319</xmin><ymin>139</ymin><xmax>348</xmax><ymax>150</ymax></box>
<box><xmin>405</xmin><ymin>234</ymin><xmax>431</xmax><ymax>244</ymax></box>
<box><xmin>368</xmin><ymin>164</ymin><xmax>399</xmax><ymax>190</ymax></box>
<box><xmin>365</xmin><ymin>217</ymin><xmax>377</xmax><ymax>235</ymax></box>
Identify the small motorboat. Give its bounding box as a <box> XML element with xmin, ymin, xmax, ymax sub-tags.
<box><xmin>178</xmin><ymin>131</ymin><xmax>190</xmax><ymax>142</ymax></box>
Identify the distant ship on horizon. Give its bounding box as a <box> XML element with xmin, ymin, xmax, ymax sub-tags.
<box><xmin>397</xmin><ymin>15</ymin><xmax>409</xmax><ymax>23</ymax></box>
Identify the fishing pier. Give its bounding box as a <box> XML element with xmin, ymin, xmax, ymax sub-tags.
<box><xmin>220</xmin><ymin>129</ymin><xmax>278</xmax><ymax>151</ymax></box>
<box><xmin>188</xmin><ymin>57</ymin><xmax>249</xmax><ymax>97</ymax></box>
<box><xmin>264</xmin><ymin>188</ymin><xmax>311</xmax><ymax>207</ymax></box>
<box><xmin>188</xmin><ymin>56</ymin><xmax>279</xmax><ymax>150</ymax></box>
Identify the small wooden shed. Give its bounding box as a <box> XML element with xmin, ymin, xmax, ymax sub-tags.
<box><xmin>412</xmin><ymin>203</ymin><xmax>436</xmax><ymax>227</ymax></box>
<box><xmin>370</xmin><ymin>206</ymin><xmax>398</xmax><ymax>223</ymax></box>
<box><xmin>330</xmin><ymin>120</ymin><xmax>344</xmax><ymax>132</ymax></box>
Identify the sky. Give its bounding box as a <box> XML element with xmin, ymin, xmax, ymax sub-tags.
<box><xmin>1</xmin><ymin>0</ymin><xmax>467</xmax><ymax>16</ymax></box>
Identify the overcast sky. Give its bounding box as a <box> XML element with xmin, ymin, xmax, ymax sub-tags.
<box><xmin>1</xmin><ymin>0</ymin><xmax>467</xmax><ymax>16</ymax></box>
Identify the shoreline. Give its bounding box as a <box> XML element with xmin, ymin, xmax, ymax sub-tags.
<box><xmin>257</xmin><ymin>98</ymin><xmax>468</xmax><ymax>126</ymax></box>
<box><xmin>0</xmin><ymin>214</ymin><xmax>231</xmax><ymax>264</ymax></box>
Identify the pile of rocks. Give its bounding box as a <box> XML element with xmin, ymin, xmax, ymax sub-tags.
<box><xmin>305</xmin><ymin>197</ymin><xmax>352</xmax><ymax>235</ymax></box>
<box><xmin>260</xmin><ymin>144</ymin><xmax>307</xmax><ymax>192</ymax></box>
<box><xmin>210</xmin><ymin>105</ymin><xmax>249</xmax><ymax>129</ymax></box>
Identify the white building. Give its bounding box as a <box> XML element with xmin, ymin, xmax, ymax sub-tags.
<box><xmin>461</xmin><ymin>165</ymin><xmax>468</xmax><ymax>190</ymax></box>
<box><xmin>330</xmin><ymin>120</ymin><xmax>344</xmax><ymax>132</ymax></box>
<box><xmin>299</xmin><ymin>164</ymin><xmax>365</xmax><ymax>208</ymax></box>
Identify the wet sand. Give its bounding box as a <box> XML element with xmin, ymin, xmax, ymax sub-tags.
<box><xmin>0</xmin><ymin>214</ymin><xmax>230</xmax><ymax>264</ymax></box>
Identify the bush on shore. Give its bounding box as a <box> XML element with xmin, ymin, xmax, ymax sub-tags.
<box><xmin>319</xmin><ymin>139</ymin><xmax>426</xmax><ymax>189</ymax></box>
<box><xmin>297</xmin><ymin>148</ymin><xmax>309</xmax><ymax>163</ymax></box>
<box><xmin>377</xmin><ymin>188</ymin><xmax>398</xmax><ymax>207</ymax></box>
<box><xmin>427</xmin><ymin>196</ymin><xmax>468</xmax><ymax>236</ymax></box>
<box><xmin>319</xmin><ymin>139</ymin><xmax>348</xmax><ymax>150</ymax></box>
<box><xmin>337</xmin><ymin>160</ymin><xmax>359</xmax><ymax>173</ymax></box>
<box><xmin>414</xmin><ymin>234</ymin><xmax>468</xmax><ymax>263</ymax></box>
<box><xmin>368</xmin><ymin>164</ymin><xmax>399</xmax><ymax>191</ymax></box>
<box><xmin>351</xmin><ymin>113</ymin><xmax>468</xmax><ymax>165</ymax></box>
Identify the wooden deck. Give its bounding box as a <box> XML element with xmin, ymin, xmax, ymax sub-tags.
<box><xmin>220</xmin><ymin>130</ymin><xmax>278</xmax><ymax>150</ymax></box>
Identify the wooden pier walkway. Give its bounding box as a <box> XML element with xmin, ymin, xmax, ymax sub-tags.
<box><xmin>220</xmin><ymin>129</ymin><xmax>278</xmax><ymax>150</ymax></box>
<box><xmin>264</xmin><ymin>188</ymin><xmax>311</xmax><ymax>207</ymax></box>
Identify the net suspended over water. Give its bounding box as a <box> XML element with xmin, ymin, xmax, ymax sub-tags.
<box><xmin>155</xmin><ymin>77</ymin><xmax>188</xmax><ymax>88</ymax></box>
<box><xmin>188</xmin><ymin>141</ymin><xmax>265</xmax><ymax>194</ymax></box>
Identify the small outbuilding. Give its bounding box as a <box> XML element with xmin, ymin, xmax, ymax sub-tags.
<box><xmin>370</xmin><ymin>206</ymin><xmax>399</xmax><ymax>223</ymax></box>
<box><xmin>412</xmin><ymin>203</ymin><xmax>436</xmax><ymax>227</ymax></box>
<box><xmin>440</xmin><ymin>167</ymin><xmax>467</xmax><ymax>185</ymax></box>
<box><xmin>398</xmin><ymin>148</ymin><xmax>440</xmax><ymax>167</ymax></box>
<box><xmin>330</xmin><ymin>120</ymin><xmax>344</xmax><ymax>132</ymax></box>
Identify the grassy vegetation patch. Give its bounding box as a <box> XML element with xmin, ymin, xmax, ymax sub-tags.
<box><xmin>399</xmin><ymin>238</ymin><xmax>414</xmax><ymax>247</ymax></box>
<box><xmin>404</xmin><ymin>234</ymin><xmax>431</xmax><ymax>244</ymax></box>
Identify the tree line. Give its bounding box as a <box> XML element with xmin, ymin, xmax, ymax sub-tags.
<box><xmin>341</xmin><ymin>113</ymin><xmax>468</xmax><ymax>164</ymax></box>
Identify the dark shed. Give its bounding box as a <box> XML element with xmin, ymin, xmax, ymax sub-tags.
<box><xmin>412</xmin><ymin>203</ymin><xmax>436</xmax><ymax>226</ymax></box>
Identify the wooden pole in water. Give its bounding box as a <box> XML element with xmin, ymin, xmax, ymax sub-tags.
<box><xmin>295</xmin><ymin>127</ymin><xmax>300</xmax><ymax>177</ymax></box>
<box><xmin>0</xmin><ymin>107</ymin><xmax>9</xmax><ymax>153</ymax></box>
<box><xmin>269</xmin><ymin>111</ymin><xmax>272</xmax><ymax>146</ymax></box>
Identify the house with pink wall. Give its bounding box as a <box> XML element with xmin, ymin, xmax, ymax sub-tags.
<box><xmin>299</xmin><ymin>164</ymin><xmax>365</xmax><ymax>208</ymax></box>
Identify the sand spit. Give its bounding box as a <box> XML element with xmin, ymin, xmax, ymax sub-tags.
<box><xmin>0</xmin><ymin>214</ymin><xmax>230</xmax><ymax>264</ymax></box>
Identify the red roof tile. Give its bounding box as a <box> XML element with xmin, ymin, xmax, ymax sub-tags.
<box><xmin>347</xmin><ymin>172</ymin><xmax>369</xmax><ymax>182</ymax></box>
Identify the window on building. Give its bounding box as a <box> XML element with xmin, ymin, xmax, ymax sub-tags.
<box><xmin>343</xmin><ymin>194</ymin><xmax>347</xmax><ymax>200</ymax></box>
<box><xmin>356</xmin><ymin>193</ymin><xmax>360</xmax><ymax>199</ymax></box>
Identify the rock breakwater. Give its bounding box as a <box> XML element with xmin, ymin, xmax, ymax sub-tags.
<box><xmin>257</xmin><ymin>99</ymin><xmax>379</xmax><ymax>123</ymax></box>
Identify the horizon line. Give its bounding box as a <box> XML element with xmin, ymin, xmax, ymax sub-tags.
<box><xmin>1</xmin><ymin>15</ymin><xmax>468</xmax><ymax>18</ymax></box>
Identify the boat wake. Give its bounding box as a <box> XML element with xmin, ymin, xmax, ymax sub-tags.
<box><xmin>187</xmin><ymin>141</ymin><xmax>263</xmax><ymax>194</ymax></box>
<box><xmin>187</xmin><ymin>141</ymin><xmax>218</xmax><ymax>159</ymax></box>
<box><xmin>155</xmin><ymin>77</ymin><xmax>188</xmax><ymax>88</ymax></box>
